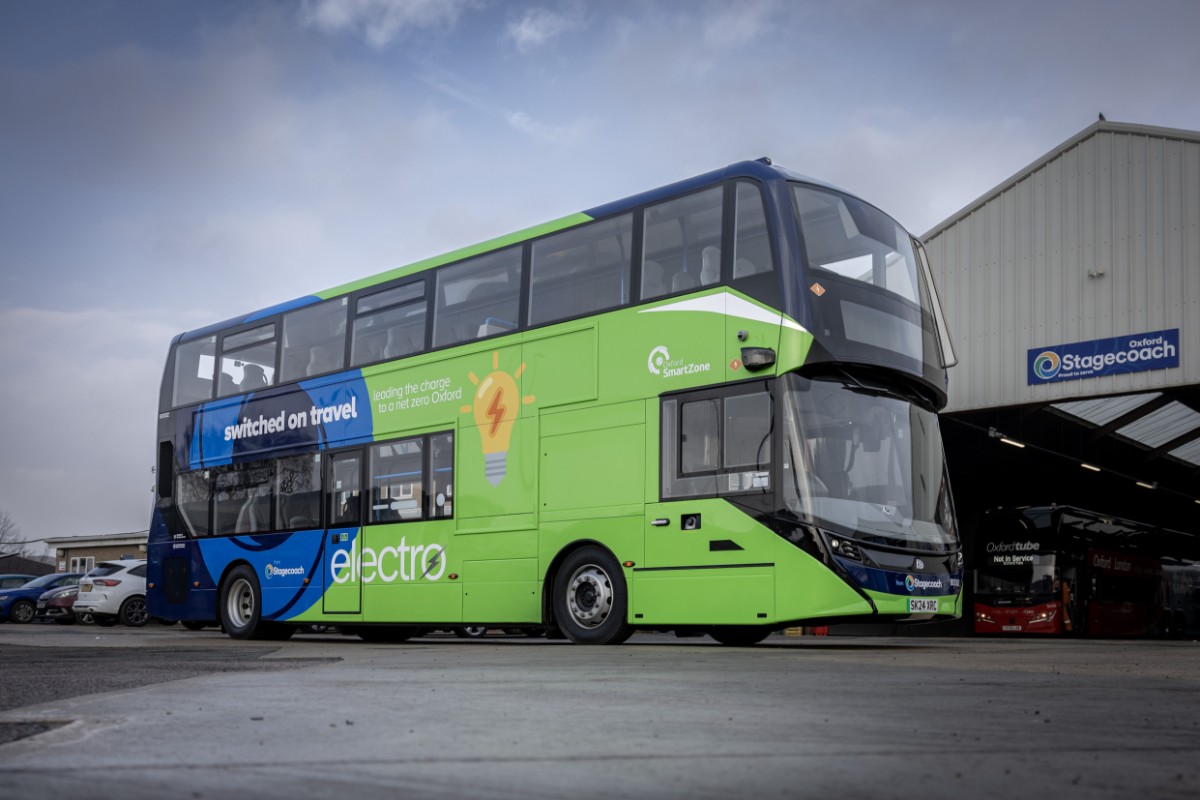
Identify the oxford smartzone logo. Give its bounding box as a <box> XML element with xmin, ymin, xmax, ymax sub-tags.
<box><xmin>1028</xmin><ymin>329</ymin><xmax>1179</xmax><ymax>385</ymax></box>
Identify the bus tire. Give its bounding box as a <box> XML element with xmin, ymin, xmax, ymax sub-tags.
<box><xmin>552</xmin><ymin>546</ymin><xmax>633</xmax><ymax>645</ymax></box>
<box><xmin>709</xmin><ymin>626</ymin><xmax>771</xmax><ymax>647</ymax></box>
<box><xmin>220</xmin><ymin>565</ymin><xmax>270</xmax><ymax>640</ymax></box>
<box><xmin>454</xmin><ymin>626</ymin><xmax>488</xmax><ymax>638</ymax></box>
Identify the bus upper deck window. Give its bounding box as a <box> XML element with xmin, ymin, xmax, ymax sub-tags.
<box><xmin>172</xmin><ymin>335</ymin><xmax>216</xmax><ymax>407</ymax></box>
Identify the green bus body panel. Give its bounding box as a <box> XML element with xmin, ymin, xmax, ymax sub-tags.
<box><xmin>462</xmin><ymin>558</ymin><xmax>540</xmax><ymax>622</ymax></box>
<box><xmin>632</xmin><ymin>567</ymin><xmax>776</xmax><ymax>625</ymax></box>
<box><xmin>633</xmin><ymin>500</ymin><xmax>872</xmax><ymax>626</ymax></box>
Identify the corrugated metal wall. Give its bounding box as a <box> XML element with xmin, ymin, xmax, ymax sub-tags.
<box><xmin>924</xmin><ymin>123</ymin><xmax>1200</xmax><ymax>412</ymax></box>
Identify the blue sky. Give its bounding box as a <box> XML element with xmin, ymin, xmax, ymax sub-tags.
<box><xmin>2</xmin><ymin>0</ymin><xmax>1199</xmax><ymax>552</ymax></box>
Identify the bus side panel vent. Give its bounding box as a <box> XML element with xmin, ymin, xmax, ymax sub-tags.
<box><xmin>164</xmin><ymin>558</ymin><xmax>190</xmax><ymax>605</ymax></box>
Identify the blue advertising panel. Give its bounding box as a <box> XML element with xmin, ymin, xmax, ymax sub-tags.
<box><xmin>1028</xmin><ymin>329</ymin><xmax>1179</xmax><ymax>385</ymax></box>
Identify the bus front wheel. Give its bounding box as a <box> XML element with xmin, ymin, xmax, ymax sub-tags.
<box><xmin>552</xmin><ymin>546</ymin><xmax>633</xmax><ymax>645</ymax></box>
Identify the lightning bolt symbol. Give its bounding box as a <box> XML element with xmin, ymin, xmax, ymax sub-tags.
<box><xmin>422</xmin><ymin>548</ymin><xmax>442</xmax><ymax>578</ymax></box>
<box><xmin>486</xmin><ymin>387</ymin><xmax>506</xmax><ymax>436</ymax></box>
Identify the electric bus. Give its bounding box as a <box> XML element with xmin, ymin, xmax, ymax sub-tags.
<box><xmin>147</xmin><ymin>158</ymin><xmax>961</xmax><ymax>645</ymax></box>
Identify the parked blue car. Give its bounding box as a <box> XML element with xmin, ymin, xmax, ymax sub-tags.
<box><xmin>0</xmin><ymin>574</ymin><xmax>37</xmax><ymax>590</ymax></box>
<box><xmin>0</xmin><ymin>573</ymin><xmax>84</xmax><ymax>623</ymax></box>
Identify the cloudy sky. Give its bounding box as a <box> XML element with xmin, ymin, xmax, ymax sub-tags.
<box><xmin>2</xmin><ymin>0</ymin><xmax>1199</xmax><ymax>553</ymax></box>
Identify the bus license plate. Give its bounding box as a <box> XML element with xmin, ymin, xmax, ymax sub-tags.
<box><xmin>908</xmin><ymin>598</ymin><xmax>938</xmax><ymax>613</ymax></box>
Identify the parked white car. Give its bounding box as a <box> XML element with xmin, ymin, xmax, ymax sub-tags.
<box><xmin>74</xmin><ymin>559</ymin><xmax>149</xmax><ymax>627</ymax></box>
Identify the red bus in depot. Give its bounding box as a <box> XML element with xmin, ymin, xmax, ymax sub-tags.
<box><xmin>973</xmin><ymin>506</ymin><xmax>1200</xmax><ymax>638</ymax></box>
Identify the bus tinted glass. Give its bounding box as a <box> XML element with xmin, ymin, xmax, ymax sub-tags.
<box><xmin>281</xmin><ymin>299</ymin><xmax>347</xmax><ymax>383</ymax></box>
<box><xmin>642</xmin><ymin>187</ymin><xmax>723</xmax><ymax>300</ymax></box>
<box><xmin>352</xmin><ymin>281</ymin><xmax>426</xmax><ymax>366</ymax></box>
<box><xmin>434</xmin><ymin>248</ymin><xmax>522</xmax><ymax>347</ymax></box>
<box><xmin>173</xmin><ymin>335</ymin><xmax>215</xmax><ymax>407</ymax></box>
<box><xmin>530</xmin><ymin>214</ymin><xmax>632</xmax><ymax>325</ymax></box>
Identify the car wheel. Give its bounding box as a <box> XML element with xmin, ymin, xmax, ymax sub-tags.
<box><xmin>9</xmin><ymin>599</ymin><xmax>36</xmax><ymax>624</ymax></box>
<box><xmin>119</xmin><ymin>596</ymin><xmax>149</xmax><ymax>627</ymax></box>
<box><xmin>75</xmin><ymin>611</ymin><xmax>95</xmax><ymax>625</ymax></box>
<box><xmin>552</xmin><ymin>546</ymin><xmax>633</xmax><ymax>645</ymax></box>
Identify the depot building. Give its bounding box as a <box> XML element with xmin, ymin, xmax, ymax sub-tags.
<box><xmin>922</xmin><ymin>120</ymin><xmax>1200</xmax><ymax>540</ymax></box>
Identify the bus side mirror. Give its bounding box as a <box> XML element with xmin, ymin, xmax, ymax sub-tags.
<box><xmin>741</xmin><ymin>347</ymin><xmax>776</xmax><ymax>371</ymax></box>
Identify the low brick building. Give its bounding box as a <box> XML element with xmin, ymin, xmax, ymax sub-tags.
<box><xmin>44</xmin><ymin>531</ymin><xmax>147</xmax><ymax>574</ymax></box>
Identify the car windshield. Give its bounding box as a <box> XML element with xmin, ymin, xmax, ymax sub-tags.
<box><xmin>87</xmin><ymin>563</ymin><xmax>125</xmax><ymax>577</ymax></box>
<box><xmin>22</xmin><ymin>574</ymin><xmax>64</xmax><ymax>589</ymax></box>
<box><xmin>780</xmin><ymin>372</ymin><xmax>957</xmax><ymax>550</ymax></box>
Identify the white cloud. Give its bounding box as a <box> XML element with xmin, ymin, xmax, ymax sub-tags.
<box><xmin>701</xmin><ymin>0</ymin><xmax>780</xmax><ymax>49</ymax></box>
<box><xmin>505</xmin><ymin>109</ymin><xmax>587</xmax><ymax>145</ymax></box>
<box><xmin>301</xmin><ymin>0</ymin><xmax>477</xmax><ymax>48</ymax></box>
<box><xmin>505</xmin><ymin>2</ymin><xmax>584</xmax><ymax>54</ymax></box>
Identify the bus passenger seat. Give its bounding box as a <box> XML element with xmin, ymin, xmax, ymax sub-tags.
<box><xmin>306</xmin><ymin>346</ymin><xmax>335</xmax><ymax>376</ymax></box>
<box><xmin>236</xmin><ymin>486</ymin><xmax>271</xmax><ymax>533</ymax></box>
<box><xmin>672</xmin><ymin>271</ymin><xmax>698</xmax><ymax>292</ymax></box>
<box><xmin>700</xmin><ymin>246</ymin><xmax>720</xmax><ymax>285</ymax></box>
<box><xmin>642</xmin><ymin>259</ymin><xmax>666</xmax><ymax>299</ymax></box>
<box><xmin>478</xmin><ymin>317</ymin><xmax>516</xmax><ymax>338</ymax></box>
<box><xmin>382</xmin><ymin>329</ymin><xmax>409</xmax><ymax>359</ymax></box>
<box><xmin>240</xmin><ymin>364</ymin><xmax>268</xmax><ymax>392</ymax></box>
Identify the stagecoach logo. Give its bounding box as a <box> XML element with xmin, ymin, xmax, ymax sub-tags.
<box><xmin>1032</xmin><ymin>351</ymin><xmax>1061</xmax><ymax>380</ymax></box>
<box><xmin>1028</xmin><ymin>329</ymin><xmax>1179</xmax><ymax>385</ymax></box>
<box><xmin>647</xmin><ymin>345</ymin><xmax>712</xmax><ymax>379</ymax></box>
<box><xmin>904</xmin><ymin>574</ymin><xmax>943</xmax><ymax>592</ymax></box>
<box><xmin>264</xmin><ymin>564</ymin><xmax>305</xmax><ymax>580</ymax></box>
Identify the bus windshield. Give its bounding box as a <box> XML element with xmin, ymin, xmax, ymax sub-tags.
<box><xmin>780</xmin><ymin>372</ymin><xmax>956</xmax><ymax>551</ymax></box>
<box><xmin>792</xmin><ymin>184</ymin><xmax>954</xmax><ymax>376</ymax></box>
<box><xmin>975</xmin><ymin>555</ymin><xmax>1058</xmax><ymax>603</ymax></box>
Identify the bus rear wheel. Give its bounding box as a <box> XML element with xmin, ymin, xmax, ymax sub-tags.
<box><xmin>220</xmin><ymin>565</ymin><xmax>290</xmax><ymax>640</ymax></box>
<box><xmin>552</xmin><ymin>546</ymin><xmax>633</xmax><ymax>645</ymax></box>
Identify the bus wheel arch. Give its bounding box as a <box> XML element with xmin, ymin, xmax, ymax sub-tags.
<box><xmin>548</xmin><ymin>542</ymin><xmax>634</xmax><ymax>645</ymax></box>
<box><xmin>217</xmin><ymin>562</ymin><xmax>292</xmax><ymax>640</ymax></box>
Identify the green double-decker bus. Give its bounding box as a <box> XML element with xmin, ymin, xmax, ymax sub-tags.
<box><xmin>147</xmin><ymin>158</ymin><xmax>961</xmax><ymax>645</ymax></box>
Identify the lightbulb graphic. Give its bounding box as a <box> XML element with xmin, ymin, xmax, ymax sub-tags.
<box><xmin>461</xmin><ymin>351</ymin><xmax>535</xmax><ymax>486</ymax></box>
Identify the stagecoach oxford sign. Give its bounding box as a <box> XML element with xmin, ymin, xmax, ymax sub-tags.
<box><xmin>1027</xmin><ymin>329</ymin><xmax>1179</xmax><ymax>385</ymax></box>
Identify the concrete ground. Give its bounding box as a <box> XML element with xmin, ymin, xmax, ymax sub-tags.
<box><xmin>0</xmin><ymin>625</ymin><xmax>1197</xmax><ymax>799</ymax></box>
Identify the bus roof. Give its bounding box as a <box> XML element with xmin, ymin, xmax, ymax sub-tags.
<box><xmin>176</xmin><ymin>158</ymin><xmax>844</xmax><ymax>344</ymax></box>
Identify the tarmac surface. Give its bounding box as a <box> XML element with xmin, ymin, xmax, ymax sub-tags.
<box><xmin>0</xmin><ymin>624</ymin><xmax>1197</xmax><ymax>799</ymax></box>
